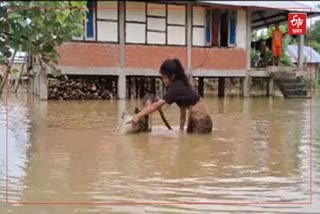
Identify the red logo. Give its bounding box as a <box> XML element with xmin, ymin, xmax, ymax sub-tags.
<box><xmin>288</xmin><ymin>13</ymin><xmax>307</xmax><ymax>35</ymax></box>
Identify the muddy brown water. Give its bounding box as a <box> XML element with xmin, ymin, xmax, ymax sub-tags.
<box><xmin>0</xmin><ymin>93</ymin><xmax>319</xmax><ymax>213</ymax></box>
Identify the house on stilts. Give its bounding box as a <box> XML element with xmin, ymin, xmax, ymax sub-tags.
<box><xmin>29</xmin><ymin>0</ymin><xmax>320</xmax><ymax>100</ymax></box>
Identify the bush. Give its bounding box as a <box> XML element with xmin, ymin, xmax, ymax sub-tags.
<box><xmin>303</xmin><ymin>75</ymin><xmax>317</xmax><ymax>90</ymax></box>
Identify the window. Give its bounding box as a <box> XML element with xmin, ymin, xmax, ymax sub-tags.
<box><xmin>205</xmin><ymin>10</ymin><xmax>211</xmax><ymax>45</ymax></box>
<box><xmin>220</xmin><ymin>11</ymin><xmax>229</xmax><ymax>47</ymax></box>
<box><xmin>85</xmin><ymin>0</ymin><xmax>95</xmax><ymax>40</ymax></box>
<box><xmin>201</xmin><ymin>8</ymin><xmax>238</xmax><ymax>47</ymax></box>
<box><xmin>72</xmin><ymin>0</ymin><xmax>97</xmax><ymax>41</ymax></box>
<box><xmin>229</xmin><ymin>11</ymin><xmax>237</xmax><ymax>46</ymax></box>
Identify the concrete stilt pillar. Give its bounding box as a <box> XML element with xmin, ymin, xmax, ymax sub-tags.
<box><xmin>39</xmin><ymin>67</ymin><xmax>48</xmax><ymax>100</ymax></box>
<box><xmin>117</xmin><ymin>74</ymin><xmax>126</xmax><ymax>99</ymax></box>
<box><xmin>117</xmin><ymin>99</ymin><xmax>126</xmax><ymax>124</ymax></box>
<box><xmin>35</xmin><ymin>75</ymin><xmax>39</xmax><ymax>97</ymax></box>
<box><xmin>118</xmin><ymin>0</ymin><xmax>126</xmax><ymax>99</ymax></box>
<box><xmin>242</xmin><ymin>75</ymin><xmax>251</xmax><ymax>97</ymax></box>
<box><xmin>243</xmin><ymin>10</ymin><xmax>252</xmax><ymax>98</ymax></box>
<box><xmin>316</xmin><ymin>64</ymin><xmax>320</xmax><ymax>89</ymax></box>
<box><xmin>246</xmin><ymin>10</ymin><xmax>252</xmax><ymax>70</ymax></box>
<box><xmin>186</xmin><ymin>3</ymin><xmax>192</xmax><ymax>83</ymax></box>
<box><xmin>28</xmin><ymin>74</ymin><xmax>34</xmax><ymax>95</ymax></box>
<box><xmin>267</xmin><ymin>77</ymin><xmax>274</xmax><ymax>97</ymax></box>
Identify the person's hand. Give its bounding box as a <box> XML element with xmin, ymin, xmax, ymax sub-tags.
<box><xmin>126</xmin><ymin>115</ymin><xmax>140</xmax><ymax>125</ymax></box>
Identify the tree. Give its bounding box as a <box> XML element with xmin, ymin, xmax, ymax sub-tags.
<box><xmin>305</xmin><ymin>20</ymin><xmax>320</xmax><ymax>53</ymax></box>
<box><xmin>0</xmin><ymin>1</ymin><xmax>87</xmax><ymax>95</ymax></box>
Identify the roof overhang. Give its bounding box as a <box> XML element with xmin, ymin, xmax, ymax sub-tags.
<box><xmin>196</xmin><ymin>1</ymin><xmax>320</xmax><ymax>30</ymax></box>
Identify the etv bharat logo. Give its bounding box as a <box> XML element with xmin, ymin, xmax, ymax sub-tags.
<box><xmin>288</xmin><ymin>13</ymin><xmax>307</xmax><ymax>35</ymax></box>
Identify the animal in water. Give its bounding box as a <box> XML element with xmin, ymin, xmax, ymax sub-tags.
<box><xmin>116</xmin><ymin>93</ymin><xmax>172</xmax><ymax>134</ymax></box>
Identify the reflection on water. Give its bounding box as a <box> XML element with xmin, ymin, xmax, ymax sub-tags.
<box><xmin>0</xmin><ymin>93</ymin><xmax>319</xmax><ymax>213</ymax></box>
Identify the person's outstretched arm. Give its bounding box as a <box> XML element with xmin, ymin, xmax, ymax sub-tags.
<box><xmin>129</xmin><ymin>99</ymin><xmax>167</xmax><ymax>124</ymax></box>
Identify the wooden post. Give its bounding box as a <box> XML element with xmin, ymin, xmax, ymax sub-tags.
<box><xmin>146</xmin><ymin>77</ymin><xmax>150</xmax><ymax>93</ymax></box>
<box><xmin>218</xmin><ymin>77</ymin><xmax>225</xmax><ymax>97</ymax></box>
<box><xmin>135</xmin><ymin>77</ymin><xmax>139</xmax><ymax>99</ymax></box>
<box><xmin>140</xmin><ymin>78</ymin><xmax>145</xmax><ymax>98</ymax></box>
<box><xmin>131</xmin><ymin>76</ymin><xmax>135</xmax><ymax>98</ymax></box>
<box><xmin>128</xmin><ymin>76</ymin><xmax>131</xmax><ymax>99</ymax></box>
<box><xmin>198</xmin><ymin>77</ymin><xmax>204</xmax><ymax>97</ymax></box>
<box><xmin>158</xmin><ymin>78</ymin><xmax>162</xmax><ymax>97</ymax></box>
<box><xmin>114</xmin><ymin>76</ymin><xmax>118</xmax><ymax>96</ymax></box>
<box><xmin>162</xmin><ymin>81</ymin><xmax>166</xmax><ymax>96</ymax></box>
<box><xmin>150</xmin><ymin>78</ymin><xmax>156</xmax><ymax>95</ymax></box>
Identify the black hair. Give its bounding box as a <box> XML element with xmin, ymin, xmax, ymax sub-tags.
<box><xmin>159</xmin><ymin>58</ymin><xmax>190</xmax><ymax>86</ymax></box>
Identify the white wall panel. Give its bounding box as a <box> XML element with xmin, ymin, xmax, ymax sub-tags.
<box><xmin>126</xmin><ymin>1</ymin><xmax>146</xmax><ymax>22</ymax></box>
<box><xmin>126</xmin><ymin>23</ymin><xmax>146</xmax><ymax>43</ymax></box>
<box><xmin>192</xmin><ymin>7</ymin><xmax>206</xmax><ymax>26</ymax></box>
<box><xmin>168</xmin><ymin>26</ymin><xmax>185</xmax><ymax>45</ymax></box>
<box><xmin>147</xmin><ymin>3</ymin><xmax>166</xmax><ymax>17</ymax></box>
<box><xmin>97</xmin><ymin>21</ymin><xmax>118</xmax><ymax>42</ymax></box>
<box><xmin>147</xmin><ymin>32</ymin><xmax>166</xmax><ymax>44</ymax></box>
<box><xmin>192</xmin><ymin>27</ymin><xmax>205</xmax><ymax>46</ymax></box>
<box><xmin>97</xmin><ymin>1</ymin><xmax>118</xmax><ymax>20</ymax></box>
<box><xmin>236</xmin><ymin>10</ymin><xmax>246</xmax><ymax>49</ymax></box>
<box><xmin>167</xmin><ymin>5</ymin><xmax>186</xmax><ymax>25</ymax></box>
<box><xmin>147</xmin><ymin>17</ymin><xmax>165</xmax><ymax>31</ymax></box>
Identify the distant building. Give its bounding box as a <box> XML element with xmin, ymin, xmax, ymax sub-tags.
<box><xmin>287</xmin><ymin>45</ymin><xmax>320</xmax><ymax>76</ymax></box>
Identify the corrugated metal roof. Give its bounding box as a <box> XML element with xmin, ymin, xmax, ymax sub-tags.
<box><xmin>287</xmin><ymin>45</ymin><xmax>320</xmax><ymax>63</ymax></box>
<box><xmin>197</xmin><ymin>1</ymin><xmax>320</xmax><ymax>30</ymax></box>
<box><xmin>198</xmin><ymin>1</ymin><xmax>320</xmax><ymax>13</ymax></box>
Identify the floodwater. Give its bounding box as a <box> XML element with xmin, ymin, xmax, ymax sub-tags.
<box><xmin>0</xmin><ymin>93</ymin><xmax>319</xmax><ymax>213</ymax></box>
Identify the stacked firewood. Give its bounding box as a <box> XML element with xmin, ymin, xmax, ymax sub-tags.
<box><xmin>48</xmin><ymin>77</ymin><xmax>117</xmax><ymax>100</ymax></box>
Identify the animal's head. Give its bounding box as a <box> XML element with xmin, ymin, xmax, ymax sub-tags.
<box><xmin>121</xmin><ymin>111</ymin><xmax>130</xmax><ymax>120</ymax></box>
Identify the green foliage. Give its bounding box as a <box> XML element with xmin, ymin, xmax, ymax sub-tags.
<box><xmin>306</xmin><ymin>20</ymin><xmax>320</xmax><ymax>44</ymax></box>
<box><xmin>252</xmin><ymin>24</ymin><xmax>293</xmax><ymax>67</ymax></box>
<box><xmin>0</xmin><ymin>1</ymin><xmax>87</xmax><ymax>69</ymax></box>
<box><xmin>303</xmin><ymin>74</ymin><xmax>317</xmax><ymax>90</ymax></box>
<box><xmin>280</xmin><ymin>34</ymin><xmax>293</xmax><ymax>66</ymax></box>
<box><xmin>251</xmin><ymin>31</ymin><xmax>258</xmax><ymax>42</ymax></box>
<box><xmin>10</xmin><ymin>68</ymin><xmax>19</xmax><ymax>75</ymax></box>
<box><xmin>304</xmin><ymin>19</ymin><xmax>320</xmax><ymax>56</ymax></box>
<box><xmin>250</xmin><ymin>48</ymin><xmax>259</xmax><ymax>66</ymax></box>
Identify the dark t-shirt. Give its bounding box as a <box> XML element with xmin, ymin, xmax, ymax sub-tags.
<box><xmin>162</xmin><ymin>80</ymin><xmax>200</xmax><ymax>107</ymax></box>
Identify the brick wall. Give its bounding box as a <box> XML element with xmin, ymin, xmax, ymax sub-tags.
<box><xmin>125</xmin><ymin>45</ymin><xmax>187</xmax><ymax>70</ymax></box>
<box><xmin>57</xmin><ymin>42</ymin><xmax>247</xmax><ymax>71</ymax></box>
<box><xmin>57</xmin><ymin>42</ymin><xmax>120</xmax><ymax>67</ymax></box>
<box><xmin>192</xmin><ymin>48</ymin><xmax>247</xmax><ymax>70</ymax></box>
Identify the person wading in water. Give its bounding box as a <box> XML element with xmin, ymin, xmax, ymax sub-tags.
<box><xmin>127</xmin><ymin>58</ymin><xmax>213</xmax><ymax>134</ymax></box>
